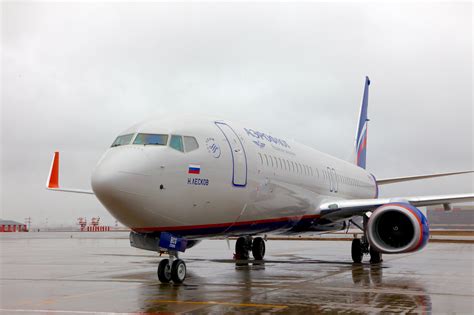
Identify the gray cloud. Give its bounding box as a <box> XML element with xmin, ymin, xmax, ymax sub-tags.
<box><xmin>2</xmin><ymin>2</ymin><xmax>472</xmax><ymax>226</ymax></box>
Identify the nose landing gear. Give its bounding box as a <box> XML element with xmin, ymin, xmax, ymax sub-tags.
<box><xmin>234</xmin><ymin>236</ymin><xmax>266</xmax><ymax>260</ymax></box>
<box><xmin>157</xmin><ymin>252</ymin><xmax>187</xmax><ymax>284</ymax></box>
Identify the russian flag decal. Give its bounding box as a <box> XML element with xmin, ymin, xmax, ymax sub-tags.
<box><xmin>188</xmin><ymin>164</ymin><xmax>201</xmax><ymax>174</ymax></box>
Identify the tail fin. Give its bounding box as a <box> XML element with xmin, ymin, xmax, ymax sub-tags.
<box><xmin>354</xmin><ymin>76</ymin><xmax>370</xmax><ymax>169</ymax></box>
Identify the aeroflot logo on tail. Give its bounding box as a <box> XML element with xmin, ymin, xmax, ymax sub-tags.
<box><xmin>244</xmin><ymin>128</ymin><xmax>290</xmax><ymax>149</ymax></box>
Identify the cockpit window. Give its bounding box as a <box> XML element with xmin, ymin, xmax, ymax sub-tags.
<box><xmin>169</xmin><ymin>135</ymin><xmax>184</xmax><ymax>152</ymax></box>
<box><xmin>133</xmin><ymin>133</ymin><xmax>168</xmax><ymax>145</ymax></box>
<box><xmin>184</xmin><ymin>136</ymin><xmax>199</xmax><ymax>152</ymax></box>
<box><xmin>111</xmin><ymin>134</ymin><xmax>134</xmax><ymax>147</ymax></box>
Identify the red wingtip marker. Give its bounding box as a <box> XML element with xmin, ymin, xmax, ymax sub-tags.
<box><xmin>48</xmin><ymin>151</ymin><xmax>59</xmax><ymax>188</ymax></box>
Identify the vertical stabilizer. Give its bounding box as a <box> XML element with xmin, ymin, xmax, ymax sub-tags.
<box><xmin>354</xmin><ymin>76</ymin><xmax>370</xmax><ymax>169</ymax></box>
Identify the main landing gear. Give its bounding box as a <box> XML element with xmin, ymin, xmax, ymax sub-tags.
<box><xmin>157</xmin><ymin>251</ymin><xmax>187</xmax><ymax>284</ymax></box>
<box><xmin>351</xmin><ymin>237</ymin><xmax>382</xmax><ymax>263</ymax></box>
<box><xmin>350</xmin><ymin>217</ymin><xmax>382</xmax><ymax>264</ymax></box>
<box><xmin>235</xmin><ymin>236</ymin><xmax>266</xmax><ymax>260</ymax></box>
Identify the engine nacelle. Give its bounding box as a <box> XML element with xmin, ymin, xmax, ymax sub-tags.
<box><xmin>366</xmin><ymin>203</ymin><xmax>429</xmax><ymax>254</ymax></box>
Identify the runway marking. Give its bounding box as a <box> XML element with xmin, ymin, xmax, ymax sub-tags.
<box><xmin>146</xmin><ymin>299</ymin><xmax>288</xmax><ymax>309</ymax></box>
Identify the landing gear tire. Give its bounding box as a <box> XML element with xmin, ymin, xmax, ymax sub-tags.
<box><xmin>252</xmin><ymin>237</ymin><xmax>265</xmax><ymax>260</ymax></box>
<box><xmin>158</xmin><ymin>259</ymin><xmax>172</xmax><ymax>283</ymax></box>
<box><xmin>369</xmin><ymin>247</ymin><xmax>382</xmax><ymax>264</ymax></box>
<box><xmin>235</xmin><ymin>237</ymin><xmax>250</xmax><ymax>260</ymax></box>
<box><xmin>171</xmin><ymin>259</ymin><xmax>187</xmax><ymax>283</ymax></box>
<box><xmin>252</xmin><ymin>237</ymin><xmax>266</xmax><ymax>260</ymax></box>
<box><xmin>351</xmin><ymin>239</ymin><xmax>363</xmax><ymax>263</ymax></box>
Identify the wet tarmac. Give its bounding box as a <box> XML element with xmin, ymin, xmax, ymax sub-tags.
<box><xmin>0</xmin><ymin>232</ymin><xmax>473</xmax><ymax>314</ymax></box>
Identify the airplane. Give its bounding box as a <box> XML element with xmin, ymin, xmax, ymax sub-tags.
<box><xmin>46</xmin><ymin>76</ymin><xmax>474</xmax><ymax>284</ymax></box>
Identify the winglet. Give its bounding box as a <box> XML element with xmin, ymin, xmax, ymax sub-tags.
<box><xmin>45</xmin><ymin>152</ymin><xmax>94</xmax><ymax>194</ymax></box>
<box><xmin>47</xmin><ymin>151</ymin><xmax>60</xmax><ymax>189</ymax></box>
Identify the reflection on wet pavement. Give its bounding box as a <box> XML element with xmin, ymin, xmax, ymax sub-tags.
<box><xmin>0</xmin><ymin>232</ymin><xmax>472</xmax><ymax>313</ymax></box>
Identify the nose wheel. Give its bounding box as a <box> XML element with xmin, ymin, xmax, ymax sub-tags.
<box><xmin>157</xmin><ymin>253</ymin><xmax>187</xmax><ymax>283</ymax></box>
<box><xmin>157</xmin><ymin>258</ymin><xmax>172</xmax><ymax>283</ymax></box>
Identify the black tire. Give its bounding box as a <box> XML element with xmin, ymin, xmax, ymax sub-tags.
<box><xmin>157</xmin><ymin>259</ymin><xmax>171</xmax><ymax>283</ymax></box>
<box><xmin>369</xmin><ymin>247</ymin><xmax>382</xmax><ymax>264</ymax></box>
<box><xmin>252</xmin><ymin>237</ymin><xmax>266</xmax><ymax>260</ymax></box>
<box><xmin>171</xmin><ymin>259</ymin><xmax>187</xmax><ymax>283</ymax></box>
<box><xmin>235</xmin><ymin>237</ymin><xmax>249</xmax><ymax>260</ymax></box>
<box><xmin>351</xmin><ymin>239</ymin><xmax>363</xmax><ymax>263</ymax></box>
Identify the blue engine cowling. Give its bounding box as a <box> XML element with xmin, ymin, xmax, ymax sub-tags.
<box><xmin>366</xmin><ymin>203</ymin><xmax>429</xmax><ymax>254</ymax></box>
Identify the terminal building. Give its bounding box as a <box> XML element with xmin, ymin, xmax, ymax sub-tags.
<box><xmin>0</xmin><ymin>220</ymin><xmax>28</xmax><ymax>232</ymax></box>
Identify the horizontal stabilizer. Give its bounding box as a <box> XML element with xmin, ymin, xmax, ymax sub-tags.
<box><xmin>46</xmin><ymin>152</ymin><xmax>94</xmax><ymax>195</ymax></box>
<box><xmin>376</xmin><ymin>170</ymin><xmax>474</xmax><ymax>185</ymax></box>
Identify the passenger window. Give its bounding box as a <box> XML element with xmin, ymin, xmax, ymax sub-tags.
<box><xmin>169</xmin><ymin>135</ymin><xmax>184</xmax><ymax>152</ymax></box>
<box><xmin>134</xmin><ymin>133</ymin><xmax>168</xmax><ymax>145</ymax></box>
<box><xmin>111</xmin><ymin>133</ymin><xmax>134</xmax><ymax>147</ymax></box>
<box><xmin>264</xmin><ymin>154</ymin><xmax>269</xmax><ymax>166</ymax></box>
<box><xmin>183</xmin><ymin>136</ymin><xmax>199</xmax><ymax>152</ymax></box>
<box><xmin>258</xmin><ymin>153</ymin><xmax>263</xmax><ymax>164</ymax></box>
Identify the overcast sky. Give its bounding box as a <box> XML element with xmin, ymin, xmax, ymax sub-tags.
<box><xmin>1</xmin><ymin>1</ymin><xmax>472</xmax><ymax>226</ymax></box>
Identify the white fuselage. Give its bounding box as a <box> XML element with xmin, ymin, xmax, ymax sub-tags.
<box><xmin>91</xmin><ymin>116</ymin><xmax>377</xmax><ymax>238</ymax></box>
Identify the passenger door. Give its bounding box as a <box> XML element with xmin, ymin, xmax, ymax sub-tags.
<box><xmin>215</xmin><ymin>122</ymin><xmax>247</xmax><ymax>187</ymax></box>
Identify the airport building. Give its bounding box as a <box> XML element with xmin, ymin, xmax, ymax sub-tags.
<box><xmin>428</xmin><ymin>205</ymin><xmax>474</xmax><ymax>229</ymax></box>
<box><xmin>0</xmin><ymin>220</ymin><xmax>28</xmax><ymax>232</ymax></box>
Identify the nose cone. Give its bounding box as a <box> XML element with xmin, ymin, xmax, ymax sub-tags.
<box><xmin>92</xmin><ymin>147</ymin><xmax>153</xmax><ymax>227</ymax></box>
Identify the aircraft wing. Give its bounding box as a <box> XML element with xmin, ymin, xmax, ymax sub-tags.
<box><xmin>46</xmin><ymin>152</ymin><xmax>94</xmax><ymax>195</ymax></box>
<box><xmin>319</xmin><ymin>193</ymin><xmax>474</xmax><ymax>222</ymax></box>
<box><xmin>376</xmin><ymin>170</ymin><xmax>473</xmax><ymax>185</ymax></box>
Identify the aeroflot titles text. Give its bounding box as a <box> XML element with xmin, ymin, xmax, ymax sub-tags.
<box><xmin>244</xmin><ymin>128</ymin><xmax>290</xmax><ymax>148</ymax></box>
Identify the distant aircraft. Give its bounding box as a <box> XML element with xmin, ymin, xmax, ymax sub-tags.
<box><xmin>46</xmin><ymin>77</ymin><xmax>473</xmax><ymax>283</ymax></box>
